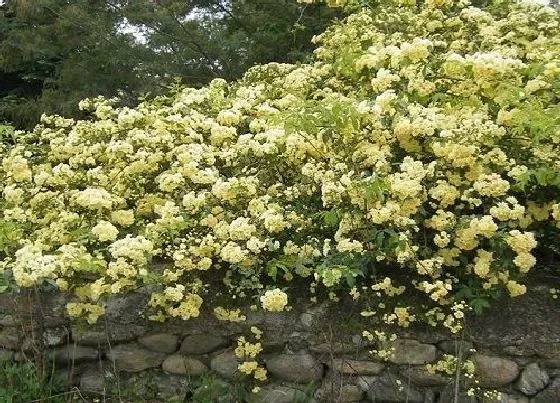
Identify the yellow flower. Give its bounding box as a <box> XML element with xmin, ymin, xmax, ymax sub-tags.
<box><xmin>260</xmin><ymin>288</ymin><xmax>288</xmax><ymax>312</ymax></box>
<box><xmin>92</xmin><ymin>221</ymin><xmax>119</xmax><ymax>242</ymax></box>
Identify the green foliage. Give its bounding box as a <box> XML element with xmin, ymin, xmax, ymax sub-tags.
<box><xmin>0</xmin><ymin>0</ymin><xmax>337</xmax><ymax>129</ymax></box>
<box><xmin>188</xmin><ymin>373</ymin><xmax>247</xmax><ymax>403</ymax></box>
<box><xmin>1</xmin><ymin>0</ymin><xmax>559</xmax><ymax>334</ymax></box>
<box><xmin>0</xmin><ymin>360</ymin><xmax>64</xmax><ymax>403</ymax></box>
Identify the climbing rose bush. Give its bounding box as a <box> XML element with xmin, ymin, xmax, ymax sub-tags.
<box><xmin>1</xmin><ymin>0</ymin><xmax>559</xmax><ymax>330</ymax></box>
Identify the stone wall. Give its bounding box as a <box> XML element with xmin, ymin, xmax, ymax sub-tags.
<box><xmin>0</xmin><ymin>283</ymin><xmax>559</xmax><ymax>402</ymax></box>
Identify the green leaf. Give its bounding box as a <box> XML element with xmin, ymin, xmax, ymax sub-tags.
<box><xmin>323</xmin><ymin>210</ymin><xmax>341</xmax><ymax>227</ymax></box>
<box><xmin>470</xmin><ymin>297</ymin><xmax>491</xmax><ymax>316</ymax></box>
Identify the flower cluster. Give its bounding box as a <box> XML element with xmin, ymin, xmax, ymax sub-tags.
<box><xmin>1</xmin><ymin>0</ymin><xmax>559</xmax><ymax>332</ymax></box>
<box><xmin>235</xmin><ymin>330</ymin><xmax>267</xmax><ymax>383</ymax></box>
<box><xmin>260</xmin><ymin>288</ymin><xmax>289</xmax><ymax>312</ymax></box>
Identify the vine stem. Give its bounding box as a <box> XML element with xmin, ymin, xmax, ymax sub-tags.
<box><xmin>454</xmin><ymin>319</ymin><xmax>466</xmax><ymax>403</ymax></box>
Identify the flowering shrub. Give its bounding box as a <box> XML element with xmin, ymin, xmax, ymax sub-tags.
<box><xmin>1</xmin><ymin>0</ymin><xmax>559</xmax><ymax>332</ymax></box>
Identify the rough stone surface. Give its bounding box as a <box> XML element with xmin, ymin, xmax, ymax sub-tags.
<box><xmin>386</xmin><ymin>339</ymin><xmax>437</xmax><ymax>365</ymax></box>
<box><xmin>330</xmin><ymin>358</ymin><xmax>385</xmax><ymax>376</ymax></box>
<box><xmin>0</xmin><ymin>315</ymin><xmax>17</xmax><ymax>327</ymax></box>
<box><xmin>266</xmin><ymin>353</ymin><xmax>323</xmax><ymax>383</ymax></box>
<box><xmin>247</xmin><ymin>385</ymin><xmax>309</xmax><ymax>403</ymax></box>
<box><xmin>438</xmin><ymin>340</ymin><xmax>474</xmax><ymax>355</ymax></box>
<box><xmin>439</xmin><ymin>384</ymin><xmax>477</xmax><ymax>403</ymax></box>
<box><xmin>0</xmin><ymin>348</ymin><xmax>14</xmax><ymax>361</ymax></box>
<box><xmin>104</xmin><ymin>292</ymin><xmax>150</xmax><ymax>323</ymax></box>
<box><xmin>300</xmin><ymin>313</ymin><xmax>315</xmax><ymax>329</ymax></box>
<box><xmin>79</xmin><ymin>367</ymin><xmax>109</xmax><ymax>393</ymax></box>
<box><xmin>297</xmin><ymin>302</ymin><xmax>330</xmax><ymax>329</ymax></box>
<box><xmin>106</xmin><ymin>343</ymin><xmax>165</xmax><ymax>372</ymax></box>
<box><xmin>357</xmin><ymin>373</ymin><xmax>424</xmax><ymax>403</ymax></box>
<box><xmin>535</xmin><ymin>343</ymin><xmax>560</xmax><ymax>362</ymax></box>
<box><xmin>72</xmin><ymin>323</ymin><xmax>147</xmax><ymax>346</ymax></box>
<box><xmin>286</xmin><ymin>332</ymin><xmax>309</xmax><ymax>353</ymax></box>
<box><xmin>210</xmin><ymin>350</ymin><xmax>241</xmax><ymax>379</ymax></box>
<box><xmin>472</xmin><ymin>353</ymin><xmax>519</xmax><ymax>387</ymax></box>
<box><xmin>0</xmin><ymin>283</ymin><xmax>559</xmax><ymax>402</ymax></box>
<box><xmin>499</xmin><ymin>394</ymin><xmax>529</xmax><ymax>403</ymax></box>
<box><xmin>180</xmin><ymin>334</ymin><xmax>228</xmax><ymax>354</ymax></box>
<box><xmin>515</xmin><ymin>362</ymin><xmax>548</xmax><ymax>396</ymax></box>
<box><xmin>149</xmin><ymin>372</ymin><xmax>190</xmax><ymax>400</ymax></box>
<box><xmin>310</xmin><ymin>342</ymin><xmax>358</xmax><ymax>355</ymax></box>
<box><xmin>402</xmin><ymin>366</ymin><xmax>450</xmax><ymax>387</ymax></box>
<box><xmin>50</xmin><ymin>345</ymin><xmax>99</xmax><ymax>363</ymax></box>
<box><xmin>0</xmin><ymin>328</ymin><xmax>20</xmax><ymax>350</ymax></box>
<box><xmin>245</xmin><ymin>310</ymin><xmax>300</xmax><ymax>329</ymax></box>
<box><xmin>531</xmin><ymin>377</ymin><xmax>560</xmax><ymax>403</ymax></box>
<box><xmin>161</xmin><ymin>354</ymin><xmax>208</xmax><ymax>375</ymax></box>
<box><xmin>138</xmin><ymin>333</ymin><xmax>178</xmax><ymax>353</ymax></box>
<box><xmin>315</xmin><ymin>383</ymin><xmax>363</xmax><ymax>403</ymax></box>
<box><xmin>41</xmin><ymin>327</ymin><xmax>69</xmax><ymax>347</ymax></box>
<box><xmin>339</xmin><ymin>385</ymin><xmax>363</xmax><ymax>402</ymax></box>
<box><xmin>468</xmin><ymin>285</ymin><xmax>560</xmax><ymax>346</ymax></box>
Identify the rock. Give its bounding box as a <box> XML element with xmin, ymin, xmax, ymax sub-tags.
<box><xmin>104</xmin><ymin>291</ymin><xmax>149</xmax><ymax>323</ymax></box>
<box><xmin>300</xmin><ymin>313</ymin><xmax>315</xmax><ymax>328</ymax></box>
<box><xmin>386</xmin><ymin>339</ymin><xmax>437</xmax><ymax>365</ymax></box>
<box><xmin>515</xmin><ymin>363</ymin><xmax>548</xmax><ymax>396</ymax></box>
<box><xmin>402</xmin><ymin>366</ymin><xmax>450</xmax><ymax>387</ymax></box>
<box><xmin>106</xmin><ymin>343</ymin><xmax>165</xmax><ymax>372</ymax></box>
<box><xmin>23</xmin><ymin>330</ymin><xmax>69</xmax><ymax>352</ymax></box>
<box><xmin>438</xmin><ymin>340</ymin><xmax>474</xmax><ymax>355</ymax></box>
<box><xmin>162</xmin><ymin>354</ymin><xmax>208</xmax><ymax>376</ymax></box>
<box><xmin>50</xmin><ymin>345</ymin><xmax>99</xmax><ymax>363</ymax></box>
<box><xmin>357</xmin><ymin>373</ymin><xmax>424</xmax><ymax>403</ymax></box>
<box><xmin>439</xmin><ymin>383</ymin><xmax>477</xmax><ymax>403</ymax></box>
<box><xmin>339</xmin><ymin>385</ymin><xmax>363</xmax><ymax>402</ymax></box>
<box><xmin>180</xmin><ymin>334</ymin><xmax>228</xmax><ymax>355</ymax></box>
<box><xmin>122</xmin><ymin>369</ymin><xmax>190</xmax><ymax>400</ymax></box>
<box><xmin>245</xmin><ymin>310</ymin><xmax>299</xmax><ymax>329</ymax></box>
<box><xmin>298</xmin><ymin>302</ymin><xmax>330</xmax><ymax>329</ymax></box>
<box><xmin>210</xmin><ymin>350</ymin><xmax>241</xmax><ymax>379</ymax></box>
<box><xmin>330</xmin><ymin>359</ymin><xmax>385</xmax><ymax>376</ymax></box>
<box><xmin>53</xmin><ymin>362</ymin><xmax>96</xmax><ymax>388</ymax></box>
<box><xmin>0</xmin><ymin>349</ymin><xmax>14</xmax><ymax>361</ymax></box>
<box><xmin>72</xmin><ymin>323</ymin><xmax>147</xmax><ymax>346</ymax></box>
<box><xmin>531</xmin><ymin>377</ymin><xmax>560</xmax><ymax>403</ymax></box>
<box><xmin>0</xmin><ymin>315</ymin><xmax>17</xmax><ymax>327</ymax></box>
<box><xmin>247</xmin><ymin>385</ymin><xmax>310</xmax><ymax>403</ymax></box>
<box><xmin>0</xmin><ymin>328</ymin><xmax>20</xmax><ymax>350</ymax></box>
<box><xmin>503</xmin><ymin>345</ymin><xmax>538</xmax><ymax>357</ymax></box>
<box><xmin>310</xmin><ymin>342</ymin><xmax>357</xmax><ymax>355</ymax></box>
<box><xmin>467</xmin><ymin>285</ymin><xmax>560</xmax><ymax>346</ymax></box>
<box><xmin>472</xmin><ymin>353</ymin><xmax>519</xmax><ymax>387</ymax></box>
<box><xmin>535</xmin><ymin>343</ymin><xmax>560</xmax><ymax>366</ymax></box>
<box><xmin>266</xmin><ymin>353</ymin><xmax>323</xmax><ymax>383</ymax></box>
<box><xmin>138</xmin><ymin>333</ymin><xmax>178</xmax><ymax>354</ymax></box>
<box><xmin>149</xmin><ymin>372</ymin><xmax>189</xmax><ymax>400</ymax></box>
<box><xmin>499</xmin><ymin>394</ymin><xmax>529</xmax><ymax>403</ymax></box>
<box><xmin>315</xmin><ymin>384</ymin><xmax>363</xmax><ymax>402</ymax></box>
<box><xmin>42</xmin><ymin>327</ymin><xmax>69</xmax><ymax>347</ymax></box>
<box><xmin>260</xmin><ymin>331</ymin><xmax>288</xmax><ymax>353</ymax></box>
<box><xmin>286</xmin><ymin>332</ymin><xmax>309</xmax><ymax>353</ymax></box>
<box><xmin>424</xmin><ymin>389</ymin><xmax>437</xmax><ymax>403</ymax></box>
<box><xmin>79</xmin><ymin>367</ymin><xmax>111</xmax><ymax>393</ymax></box>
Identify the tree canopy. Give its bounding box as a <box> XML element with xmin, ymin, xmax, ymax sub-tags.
<box><xmin>0</xmin><ymin>0</ymin><xmax>337</xmax><ymax>128</ymax></box>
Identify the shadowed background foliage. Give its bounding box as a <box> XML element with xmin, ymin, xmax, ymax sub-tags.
<box><xmin>0</xmin><ymin>0</ymin><xmax>338</xmax><ymax>129</ymax></box>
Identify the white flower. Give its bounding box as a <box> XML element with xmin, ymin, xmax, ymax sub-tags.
<box><xmin>260</xmin><ymin>288</ymin><xmax>288</xmax><ymax>312</ymax></box>
<box><xmin>92</xmin><ymin>221</ymin><xmax>119</xmax><ymax>242</ymax></box>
